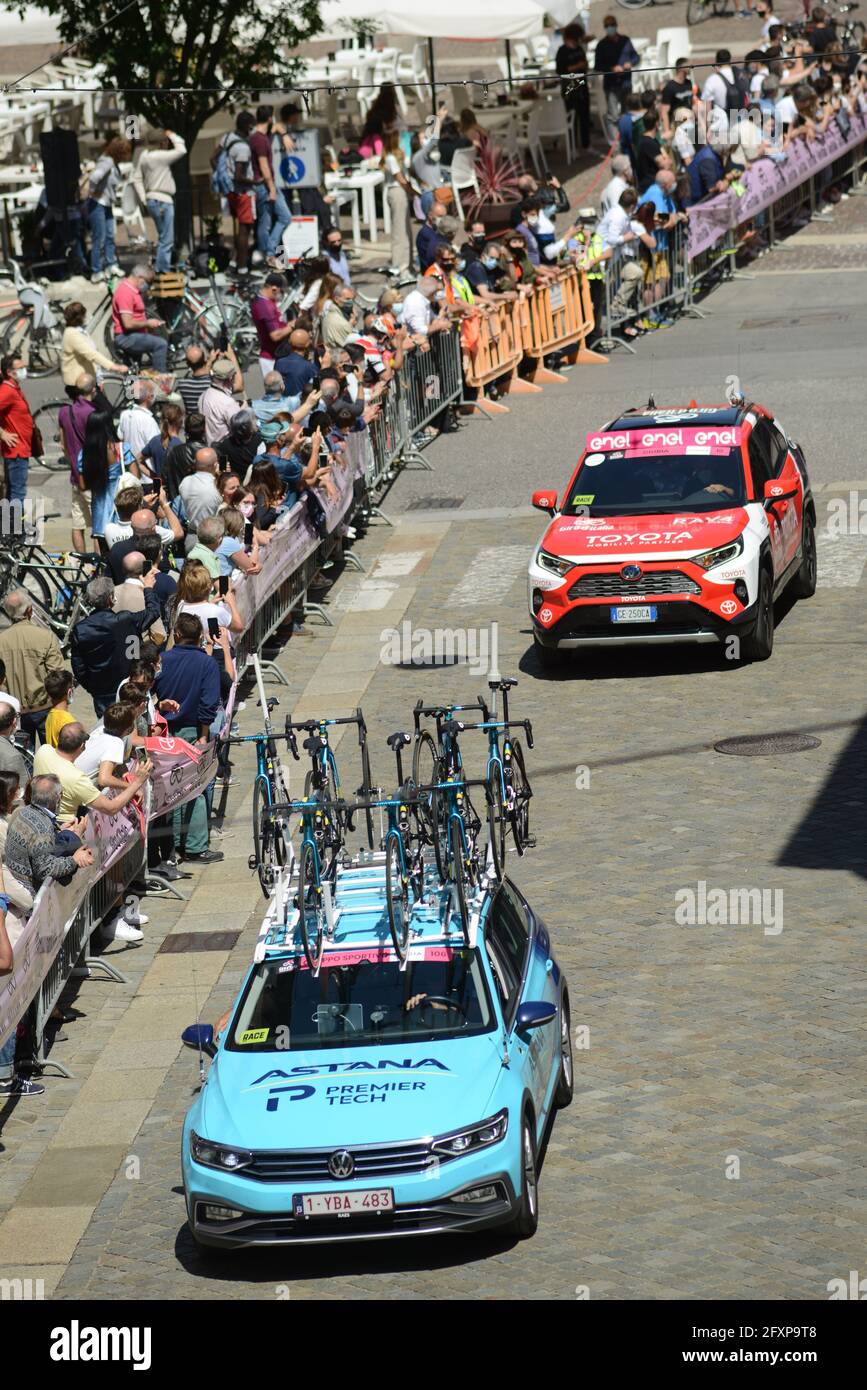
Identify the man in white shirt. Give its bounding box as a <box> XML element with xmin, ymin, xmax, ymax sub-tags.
<box><xmin>596</xmin><ymin>189</ymin><xmax>656</xmax><ymax>325</ymax></box>
<box><xmin>74</xmin><ymin>702</ymin><xmax>136</xmax><ymax>787</ymax></box>
<box><xmin>600</xmin><ymin>155</ymin><xmax>633</xmax><ymax>214</ymax></box>
<box><xmin>200</xmin><ymin>358</ymin><xmax>243</xmax><ymax>445</ymax></box>
<box><xmin>701</xmin><ymin>50</ymin><xmax>738</xmax><ymax>119</ymax></box>
<box><xmin>401</xmin><ymin>278</ymin><xmax>450</xmax><ymax>339</ymax></box>
<box><xmin>179</xmin><ymin>448</ymin><xmax>222</xmax><ymax>527</ymax></box>
<box><xmin>118</xmin><ymin>378</ymin><xmax>159</xmax><ymax>461</ymax></box>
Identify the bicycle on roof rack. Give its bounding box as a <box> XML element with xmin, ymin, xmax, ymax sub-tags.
<box><xmin>226</xmin><ymin>657</ymin><xmax>294</xmax><ymax>897</ymax></box>
<box><xmin>265</xmin><ymin>792</ymin><xmax>351</xmax><ymax>970</ymax></box>
<box><xmin>471</xmin><ymin>676</ymin><xmax>535</xmax><ymax>880</ymax></box>
<box><xmin>285</xmin><ymin>708</ymin><xmax>376</xmax><ymax>850</ymax></box>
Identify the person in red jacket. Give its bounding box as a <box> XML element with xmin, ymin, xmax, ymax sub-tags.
<box><xmin>0</xmin><ymin>355</ymin><xmax>34</xmax><ymax>506</ymax></box>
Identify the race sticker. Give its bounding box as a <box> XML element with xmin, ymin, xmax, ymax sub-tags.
<box><xmin>583</xmin><ymin>452</ymin><xmax>605</xmax><ymax>467</ymax></box>
<box><xmin>238</xmin><ymin>1028</ymin><xmax>269</xmax><ymax>1045</ymax></box>
<box><xmin>572</xmin><ymin>494</ymin><xmax>595</xmax><ymax>505</ymax></box>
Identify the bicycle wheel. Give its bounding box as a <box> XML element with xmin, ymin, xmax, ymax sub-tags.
<box><xmin>412</xmin><ymin>730</ymin><xmax>441</xmax><ymax>847</ymax></box>
<box><xmin>615</xmin><ymin>0</ymin><xmax>652</xmax><ymax>7</ymax></box>
<box><xmin>297</xmin><ymin>840</ymin><xmax>325</xmax><ymax>969</ymax></box>
<box><xmin>448</xmin><ymin>816</ymin><xmax>471</xmax><ymax>945</ymax></box>
<box><xmin>686</xmin><ymin>0</ymin><xmax>712</xmax><ymax>21</ymax></box>
<box><xmin>252</xmin><ymin>777</ymin><xmax>273</xmax><ymax>897</ymax></box>
<box><xmin>385</xmin><ymin>834</ymin><xmax>410</xmax><ymax>959</ymax></box>
<box><xmin>486</xmin><ymin>767</ymin><xmax>507</xmax><ymax>881</ymax></box>
<box><xmin>509</xmin><ymin>741</ymin><xmax>532</xmax><ymax>855</ymax></box>
<box><xmin>358</xmin><ymin>725</ymin><xmax>375</xmax><ymax>850</ymax></box>
<box><xmin>31</xmin><ymin>400</ymin><xmax>71</xmax><ymax>471</ymax></box>
<box><xmin>0</xmin><ymin>560</ymin><xmax>53</xmax><ymax>616</ymax></box>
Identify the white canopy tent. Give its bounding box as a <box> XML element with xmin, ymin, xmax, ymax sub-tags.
<box><xmin>318</xmin><ymin>3</ymin><xmax>577</xmax><ymax>41</ymax></box>
<box><xmin>317</xmin><ymin>3</ymin><xmax>580</xmax><ymax>111</ymax></box>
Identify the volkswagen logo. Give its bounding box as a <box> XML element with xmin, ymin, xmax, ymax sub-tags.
<box><xmin>621</xmin><ymin>564</ymin><xmax>642</xmax><ymax>581</ymax></box>
<box><xmin>328</xmin><ymin>1149</ymin><xmax>355</xmax><ymax>1179</ymax></box>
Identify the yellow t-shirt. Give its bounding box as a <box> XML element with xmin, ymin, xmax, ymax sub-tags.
<box><xmin>33</xmin><ymin>743</ymin><xmax>99</xmax><ymax>823</ymax></box>
<box><xmin>44</xmin><ymin>706</ymin><xmax>75</xmax><ymax>749</ymax></box>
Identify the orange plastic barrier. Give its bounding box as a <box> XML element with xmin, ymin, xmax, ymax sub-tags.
<box><xmin>520</xmin><ymin>267</ymin><xmax>607</xmax><ymax>383</ymax></box>
<box><xmin>462</xmin><ymin>301</ymin><xmax>524</xmax><ymax>413</ymax></box>
<box><xmin>462</xmin><ymin>266</ymin><xmax>607</xmax><ymax>414</ymax></box>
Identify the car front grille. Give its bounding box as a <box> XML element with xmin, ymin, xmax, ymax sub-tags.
<box><xmin>245</xmin><ymin>1140</ymin><xmax>436</xmax><ymax>1183</ymax></box>
<box><xmin>567</xmin><ymin>570</ymin><xmax>702</xmax><ymax>599</ymax></box>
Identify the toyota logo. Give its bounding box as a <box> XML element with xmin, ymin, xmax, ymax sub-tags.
<box><xmin>621</xmin><ymin>564</ymin><xmax>642</xmax><ymax>581</ymax></box>
<box><xmin>720</xmin><ymin>599</ymin><xmax>738</xmax><ymax>615</ymax></box>
<box><xmin>328</xmin><ymin>1149</ymin><xmax>355</xmax><ymax>1179</ymax></box>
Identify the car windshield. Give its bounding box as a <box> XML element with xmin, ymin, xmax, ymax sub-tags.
<box><xmin>564</xmin><ymin>447</ymin><xmax>747</xmax><ymax>516</ymax></box>
<box><xmin>226</xmin><ymin>946</ymin><xmax>495</xmax><ymax>1052</ymax></box>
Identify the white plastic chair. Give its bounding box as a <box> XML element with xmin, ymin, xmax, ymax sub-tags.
<box><xmin>655</xmin><ymin>29</ymin><xmax>692</xmax><ymax>69</ymax></box>
<box><xmin>536</xmin><ymin>97</ymin><xmax>575</xmax><ymax>166</ymax></box>
<box><xmin>448</xmin><ymin>146</ymin><xmax>479</xmax><ymax>221</ymax></box>
<box><xmin>396</xmin><ymin>42</ymin><xmax>430</xmax><ymax>103</ymax></box>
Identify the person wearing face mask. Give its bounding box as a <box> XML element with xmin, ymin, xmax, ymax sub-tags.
<box><xmin>325</xmin><ymin>228</ymin><xmax>351</xmax><ymax>287</ymax></box>
<box><xmin>0</xmin><ymin>355</ymin><xmax>34</xmax><ymax>505</ymax></box>
<box><xmin>594</xmin><ymin>15</ymin><xmax>640</xmax><ymax>146</ymax></box>
<box><xmin>416</xmin><ymin>199</ymin><xmax>449</xmax><ymax>272</ymax></box>
<box><xmin>515</xmin><ymin>199</ymin><xmax>543</xmax><ymax>265</ymax></box>
<box><xmin>461</xmin><ymin>224</ymin><xmax>515</xmax><ymax>305</ymax></box>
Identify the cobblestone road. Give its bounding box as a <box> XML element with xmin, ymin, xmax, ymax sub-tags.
<box><xmin>2</xmin><ymin>199</ymin><xmax>867</xmax><ymax>1303</ymax></box>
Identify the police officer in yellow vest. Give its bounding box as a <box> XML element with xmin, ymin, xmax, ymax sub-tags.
<box><xmin>571</xmin><ymin>207</ymin><xmax>611</xmax><ymax>344</ymax></box>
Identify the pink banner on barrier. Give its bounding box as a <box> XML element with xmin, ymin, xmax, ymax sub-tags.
<box><xmin>687</xmin><ymin>113</ymin><xmax>867</xmax><ymax>260</ymax></box>
<box><xmin>0</xmin><ymin>740</ymin><xmax>219</xmax><ymax>1049</ymax></box>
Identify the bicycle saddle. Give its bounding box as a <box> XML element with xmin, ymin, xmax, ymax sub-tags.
<box><xmin>489</xmin><ymin>676</ymin><xmax>518</xmax><ymax>691</ymax></box>
<box><xmin>441</xmin><ymin>719</ymin><xmax>464</xmax><ymax>738</ymax></box>
<box><xmin>387</xmin><ymin>731</ymin><xmax>411</xmax><ymax>750</ymax></box>
<box><xmin>259</xmin><ymin>696</ymin><xmax>279</xmax><ymax>711</ymax></box>
<box><xmin>302</xmin><ymin>735</ymin><xmax>322</xmax><ymax>754</ymax></box>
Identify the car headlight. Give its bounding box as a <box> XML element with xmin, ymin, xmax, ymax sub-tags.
<box><xmin>691</xmin><ymin>536</ymin><xmax>744</xmax><ymax>570</ymax></box>
<box><xmin>190</xmin><ymin>1131</ymin><xmax>253</xmax><ymax>1172</ymax></box>
<box><xmin>432</xmin><ymin>1109</ymin><xmax>509</xmax><ymax>1158</ymax></box>
<box><xmin>535</xmin><ymin>547</ymin><xmax>574</xmax><ymax>579</ymax></box>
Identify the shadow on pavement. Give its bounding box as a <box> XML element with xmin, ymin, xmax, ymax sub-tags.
<box><xmin>778</xmin><ymin>704</ymin><xmax>867</xmax><ymax>881</ymax></box>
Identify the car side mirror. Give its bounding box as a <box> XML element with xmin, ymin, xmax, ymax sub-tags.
<box><xmin>514</xmin><ymin>1000</ymin><xmax>557</xmax><ymax>1037</ymax></box>
<box><xmin>532</xmin><ymin>489</ymin><xmax>559</xmax><ymax>517</ymax></box>
<box><xmin>763</xmin><ymin>480</ymin><xmax>797</xmax><ymax>508</ymax></box>
<box><xmin>182</xmin><ymin>1023</ymin><xmax>217</xmax><ymax>1058</ymax></box>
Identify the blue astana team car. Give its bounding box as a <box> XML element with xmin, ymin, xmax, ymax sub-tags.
<box><xmin>180</xmin><ymin>857</ymin><xmax>572</xmax><ymax>1249</ymax></box>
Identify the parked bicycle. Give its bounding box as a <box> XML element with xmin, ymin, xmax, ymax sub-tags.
<box><xmin>0</xmin><ymin>258</ymin><xmax>63</xmax><ymax>376</ymax></box>
<box><xmin>31</xmin><ymin>373</ymin><xmax>133</xmax><ymax>473</ymax></box>
<box><xmin>267</xmin><ymin>792</ymin><xmax>349</xmax><ymax>969</ymax></box>
<box><xmin>477</xmin><ymin>678</ymin><xmax>534</xmax><ymax>880</ymax></box>
<box><xmin>0</xmin><ymin>534</ymin><xmax>101</xmax><ymax>651</ymax></box>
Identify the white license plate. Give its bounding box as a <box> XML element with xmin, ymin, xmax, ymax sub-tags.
<box><xmin>295</xmin><ymin>1188</ymin><xmax>394</xmax><ymax>1218</ymax></box>
<box><xmin>611</xmin><ymin>605</ymin><xmax>657</xmax><ymax>624</ymax></box>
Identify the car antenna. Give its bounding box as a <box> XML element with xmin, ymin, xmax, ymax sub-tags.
<box><xmin>646</xmin><ymin>394</ymin><xmax>656</xmax><ymax>410</ymax></box>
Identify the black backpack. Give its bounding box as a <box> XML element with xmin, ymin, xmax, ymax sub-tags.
<box><xmin>721</xmin><ymin>66</ymin><xmax>750</xmax><ymax>113</ymax></box>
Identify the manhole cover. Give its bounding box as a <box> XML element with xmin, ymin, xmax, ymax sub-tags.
<box><xmin>159</xmin><ymin>930</ymin><xmax>241</xmax><ymax>953</ymax></box>
<box><xmin>405</xmin><ymin>496</ymin><xmax>464</xmax><ymax>511</ymax></box>
<box><xmin>714</xmin><ymin>733</ymin><xmax>822</xmax><ymax>757</ymax></box>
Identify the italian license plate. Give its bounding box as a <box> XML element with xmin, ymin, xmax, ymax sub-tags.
<box><xmin>294</xmin><ymin>1188</ymin><xmax>394</xmax><ymax>1218</ymax></box>
<box><xmin>611</xmin><ymin>605</ymin><xmax>657</xmax><ymax>624</ymax></box>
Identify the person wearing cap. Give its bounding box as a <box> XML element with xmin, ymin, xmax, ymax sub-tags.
<box><xmin>200</xmin><ymin>358</ymin><xmax>243</xmax><ymax>446</ymax></box>
<box><xmin>250</xmin><ymin>272</ymin><xmax>292</xmax><ymax>378</ymax></box>
<box><xmin>600</xmin><ymin>155</ymin><xmax>634</xmax><ymax>215</ymax></box>
<box><xmin>570</xmin><ymin>210</ymin><xmax>610</xmax><ymax>339</ymax></box>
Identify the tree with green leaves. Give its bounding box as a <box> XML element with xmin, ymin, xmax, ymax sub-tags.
<box><xmin>3</xmin><ymin>0</ymin><xmax>325</xmax><ymax>243</ymax></box>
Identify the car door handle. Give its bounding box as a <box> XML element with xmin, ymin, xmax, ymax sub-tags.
<box><xmin>545</xmin><ymin>958</ymin><xmax>553</xmax><ymax>973</ymax></box>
